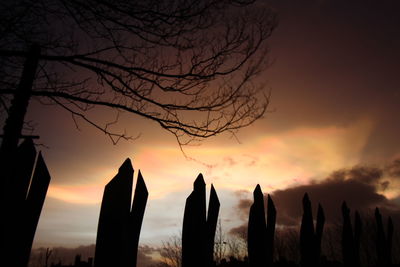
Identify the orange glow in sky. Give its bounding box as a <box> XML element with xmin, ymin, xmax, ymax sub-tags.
<box><xmin>28</xmin><ymin>0</ymin><xmax>400</xmax><ymax>250</ymax></box>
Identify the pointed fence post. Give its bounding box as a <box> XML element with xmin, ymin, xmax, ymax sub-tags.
<box><xmin>182</xmin><ymin>174</ymin><xmax>207</xmax><ymax>267</ymax></box>
<box><xmin>266</xmin><ymin>194</ymin><xmax>276</xmax><ymax>267</ymax></box>
<box><xmin>248</xmin><ymin>185</ymin><xmax>268</xmax><ymax>267</ymax></box>
<box><xmin>375</xmin><ymin>208</ymin><xmax>386</xmax><ymax>266</ymax></box>
<box><xmin>315</xmin><ymin>204</ymin><xmax>325</xmax><ymax>265</ymax></box>
<box><xmin>95</xmin><ymin>159</ymin><xmax>134</xmax><ymax>267</ymax></box>
<box><xmin>3</xmin><ymin>140</ymin><xmax>51</xmax><ymax>267</ymax></box>
<box><xmin>125</xmin><ymin>170</ymin><xmax>149</xmax><ymax>267</ymax></box>
<box><xmin>8</xmin><ymin>138</ymin><xmax>37</xmax><ymax>207</ymax></box>
<box><xmin>299</xmin><ymin>194</ymin><xmax>325</xmax><ymax>267</ymax></box>
<box><xmin>20</xmin><ymin>152</ymin><xmax>51</xmax><ymax>266</ymax></box>
<box><xmin>342</xmin><ymin>202</ymin><xmax>356</xmax><ymax>267</ymax></box>
<box><xmin>387</xmin><ymin>217</ymin><xmax>393</xmax><ymax>267</ymax></box>
<box><xmin>94</xmin><ymin>158</ymin><xmax>148</xmax><ymax>267</ymax></box>
<box><xmin>300</xmin><ymin>193</ymin><xmax>315</xmax><ymax>267</ymax></box>
<box><xmin>182</xmin><ymin>174</ymin><xmax>220</xmax><ymax>267</ymax></box>
<box><xmin>354</xmin><ymin>211</ymin><xmax>362</xmax><ymax>267</ymax></box>
<box><xmin>3</xmin><ymin>138</ymin><xmax>37</xmax><ymax>262</ymax></box>
<box><xmin>375</xmin><ymin>208</ymin><xmax>394</xmax><ymax>267</ymax></box>
<box><xmin>206</xmin><ymin>185</ymin><xmax>220</xmax><ymax>267</ymax></box>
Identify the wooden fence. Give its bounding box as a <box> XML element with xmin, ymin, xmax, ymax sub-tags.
<box><xmin>1</xmin><ymin>138</ymin><xmax>51</xmax><ymax>267</ymax></box>
<box><xmin>94</xmin><ymin>158</ymin><xmax>395</xmax><ymax>267</ymax></box>
<box><xmin>1</xmin><ymin>154</ymin><xmax>395</xmax><ymax>267</ymax></box>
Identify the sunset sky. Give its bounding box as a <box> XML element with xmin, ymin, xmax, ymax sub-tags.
<box><xmin>21</xmin><ymin>0</ymin><xmax>400</xmax><ymax>252</ymax></box>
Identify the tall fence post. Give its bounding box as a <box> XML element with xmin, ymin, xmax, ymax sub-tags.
<box><xmin>342</xmin><ymin>202</ymin><xmax>361</xmax><ymax>267</ymax></box>
<box><xmin>315</xmin><ymin>203</ymin><xmax>325</xmax><ymax>265</ymax></box>
<box><xmin>354</xmin><ymin>211</ymin><xmax>362</xmax><ymax>267</ymax></box>
<box><xmin>182</xmin><ymin>174</ymin><xmax>220</xmax><ymax>267</ymax></box>
<box><xmin>125</xmin><ymin>170</ymin><xmax>149</xmax><ymax>267</ymax></box>
<box><xmin>375</xmin><ymin>208</ymin><xmax>394</xmax><ymax>267</ymax></box>
<box><xmin>182</xmin><ymin>174</ymin><xmax>206</xmax><ymax>267</ymax></box>
<box><xmin>300</xmin><ymin>193</ymin><xmax>315</xmax><ymax>267</ymax></box>
<box><xmin>387</xmin><ymin>216</ymin><xmax>393</xmax><ymax>267</ymax></box>
<box><xmin>266</xmin><ymin>194</ymin><xmax>276</xmax><ymax>266</ymax></box>
<box><xmin>94</xmin><ymin>158</ymin><xmax>148</xmax><ymax>267</ymax></box>
<box><xmin>206</xmin><ymin>185</ymin><xmax>220</xmax><ymax>267</ymax></box>
<box><xmin>2</xmin><ymin>139</ymin><xmax>51</xmax><ymax>267</ymax></box>
<box><xmin>299</xmin><ymin>193</ymin><xmax>325</xmax><ymax>267</ymax></box>
<box><xmin>247</xmin><ymin>185</ymin><xmax>276</xmax><ymax>267</ymax></box>
<box><xmin>248</xmin><ymin>185</ymin><xmax>267</xmax><ymax>267</ymax></box>
<box><xmin>375</xmin><ymin>208</ymin><xmax>386</xmax><ymax>266</ymax></box>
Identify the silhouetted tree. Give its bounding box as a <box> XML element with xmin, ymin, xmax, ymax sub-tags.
<box><xmin>0</xmin><ymin>0</ymin><xmax>276</xmax><ymax>149</ymax></box>
<box><xmin>214</xmin><ymin>220</ymin><xmax>228</xmax><ymax>264</ymax></box>
<box><xmin>44</xmin><ymin>248</ymin><xmax>52</xmax><ymax>267</ymax></box>
<box><xmin>159</xmin><ymin>235</ymin><xmax>182</xmax><ymax>267</ymax></box>
<box><xmin>0</xmin><ymin>3</ymin><xmax>276</xmax><ymax>263</ymax></box>
<box><xmin>0</xmin><ymin>0</ymin><xmax>277</xmax><ymax>208</ymax></box>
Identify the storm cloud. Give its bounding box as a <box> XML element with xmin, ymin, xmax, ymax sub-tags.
<box><xmin>233</xmin><ymin>159</ymin><xmax>400</xmax><ymax>229</ymax></box>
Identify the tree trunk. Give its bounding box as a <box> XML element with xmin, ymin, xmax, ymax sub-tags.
<box><xmin>0</xmin><ymin>45</ymin><xmax>40</xmax><ymax>261</ymax></box>
<box><xmin>0</xmin><ymin>44</ymin><xmax>40</xmax><ymax>191</ymax></box>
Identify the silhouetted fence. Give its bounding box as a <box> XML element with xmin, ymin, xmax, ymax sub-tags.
<box><xmin>93</xmin><ymin>158</ymin><xmax>396</xmax><ymax>267</ymax></box>
<box><xmin>1</xmin><ymin>138</ymin><xmax>51</xmax><ymax>267</ymax></box>
<box><xmin>2</xmin><ymin>155</ymin><xmax>396</xmax><ymax>267</ymax></box>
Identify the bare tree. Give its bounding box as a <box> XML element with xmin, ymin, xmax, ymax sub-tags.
<box><xmin>44</xmin><ymin>248</ymin><xmax>52</xmax><ymax>267</ymax></box>
<box><xmin>0</xmin><ymin>3</ymin><xmax>276</xmax><ymax>264</ymax></box>
<box><xmin>227</xmin><ymin>225</ymin><xmax>248</xmax><ymax>260</ymax></box>
<box><xmin>159</xmin><ymin>234</ymin><xmax>182</xmax><ymax>267</ymax></box>
<box><xmin>0</xmin><ymin>0</ymin><xmax>277</xmax><ymax>148</ymax></box>
<box><xmin>214</xmin><ymin>219</ymin><xmax>228</xmax><ymax>264</ymax></box>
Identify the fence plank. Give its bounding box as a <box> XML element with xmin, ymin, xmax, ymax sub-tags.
<box><xmin>315</xmin><ymin>203</ymin><xmax>325</xmax><ymax>265</ymax></box>
<box><xmin>206</xmin><ymin>184</ymin><xmax>220</xmax><ymax>267</ymax></box>
<box><xmin>182</xmin><ymin>174</ymin><xmax>207</xmax><ymax>267</ymax></box>
<box><xmin>20</xmin><ymin>152</ymin><xmax>51</xmax><ymax>267</ymax></box>
<box><xmin>342</xmin><ymin>202</ymin><xmax>356</xmax><ymax>267</ymax></box>
<box><xmin>248</xmin><ymin>184</ymin><xmax>267</xmax><ymax>267</ymax></box>
<box><xmin>94</xmin><ymin>158</ymin><xmax>134</xmax><ymax>267</ymax></box>
<box><xmin>4</xmin><ymin>138</ymin><xmax>37</xmax><ymax>267</ymax></box>
<box><xmin>125</xmin><ymin>170</ymin><xmax>149</xmax><ymax>267</ymax></box>
<box><xmin>300</xmin><ymin>193</ymin><xmax>315</xmax><ymax>267</ymax></box>
<box><xmin>266</xmin><ymin>194</ymin><xmax>276</xmax><ymax>267</ymax></box>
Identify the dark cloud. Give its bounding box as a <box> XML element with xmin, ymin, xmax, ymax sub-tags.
<box><xmin>137</xmin><ymin>245</ymin><xmax>160</xmax><ymax>267</ymax></box>
<box><xmin>232</xmin><ymin>161</ymin><xmax>400</xmax><ymax>230</ymax></box>
<box><xmin>270</xmin><ymin>166</ymin><xmax>390</xmax><ymax>226</ymax></box>
<box><xmin>257</xmin><ymin>0</ymin><xmax>400</xmax><ymax>162</ymax></box>
<box><xmin>229</xmin><ymin>225</ymin><xmax>248</xmax><ymax>241</ymax></box>
<box><xmin>234</xmin><ymin>190</ymin><xmax>253</xmax><ymax>220</ymax></box>
<box><xmin>386</xmin><ymin>158</ymin><xmax>400</xmax><ymax>178</ymax></box>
